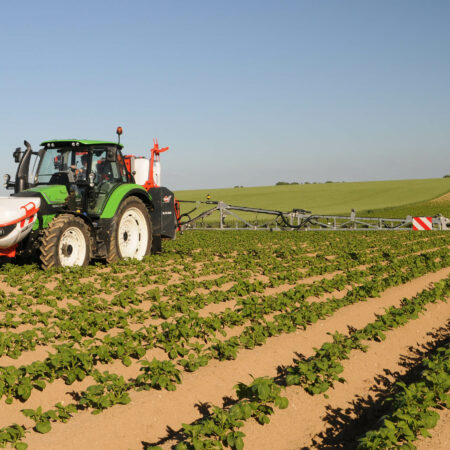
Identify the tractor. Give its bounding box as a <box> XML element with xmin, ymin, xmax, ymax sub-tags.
<box><xmin>0</xmin><ymin>128</ymin><xmax>179</xmax><ymax>268</ymax></box>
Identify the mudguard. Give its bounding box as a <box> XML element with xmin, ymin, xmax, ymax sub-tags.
<box><xmin>100</xmin><ymin>184</ymin><xmax>152</xmax><ymax>219</ymax></box>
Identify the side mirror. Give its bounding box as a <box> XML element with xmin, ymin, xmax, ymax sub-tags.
<box><xmin>13</xmin><ymin>148</ymin><xmax>22</xmax><ymax>163</ymax></box>
<box><xmin>106</xmin><ymin>148</ymin><xmax>116</xmax><ymax>162</ymax></box>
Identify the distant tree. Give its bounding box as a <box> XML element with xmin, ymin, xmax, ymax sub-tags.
<box><xmin>325</xmin><ymin>181</ymin><xmax>333</xmax><ymax>183</ymax></box>
<box><xmin>290</xmin><ymin>182</ymin><xmax>299</xmax><ymax>185</ymax></box>
<box><xmin>276</xmin><ymin>181</ymin><xmax>289</xmax><ymax>185</ymax></box>
<box><xmin>444</xmin><ymin>174</ymin><xmax>450</xmax><ymax>178</ymax></box>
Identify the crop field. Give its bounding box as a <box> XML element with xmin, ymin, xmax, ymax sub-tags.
<box><xmin>175</xmin><ymin>178</ymin><xmax>450</xmax><ymax>217</ymax></box>
<box><xmin>0</xmin><ymin>230</ymin><xmax>449</xmax><ymax>449</ymax></box>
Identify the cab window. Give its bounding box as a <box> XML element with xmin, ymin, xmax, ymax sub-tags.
<box><xmin>91</xmin><ymin>148</ymin><xmax>127</xmax><ymax>184</ymax></box>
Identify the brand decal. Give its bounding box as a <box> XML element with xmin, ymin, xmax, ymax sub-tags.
<box><xmin>163</xmin><ymin>195</ymin><xmax>172</xmax><ymax>203</ymax></box>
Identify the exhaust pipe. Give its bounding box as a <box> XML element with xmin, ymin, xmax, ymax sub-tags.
<box><xmin>15</xmin><ymin>140</ymin><xmax>32</xmax><ymax>193</ymax></box>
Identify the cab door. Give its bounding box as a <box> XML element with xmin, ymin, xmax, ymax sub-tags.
<box><xmin>87</xmin><ymin>147</ymin><xmax>129</xmax><ymax>216</ymax></box>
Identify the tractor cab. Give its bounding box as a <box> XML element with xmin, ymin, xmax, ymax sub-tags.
<box><xmin>37</xmin><ymin>140</ymin><xmax>129</xmax><ymax>184</ymax></box>
<box><xmin>14</xmin><ymin>140</ymin><xmax>133</xmax><ymax>217</ymax></box>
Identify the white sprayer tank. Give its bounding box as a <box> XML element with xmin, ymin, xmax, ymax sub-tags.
<box><xmin>130</xmin><ymin>157</ymin><xmax>149</xmax><ymax>185</ymax></box>
<box><xmin>130</xmin><ymin>157</ymin><xmax>161</xmax><ymax>186</ymax></box>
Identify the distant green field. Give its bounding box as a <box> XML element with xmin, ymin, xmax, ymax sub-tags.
<box><xmin>175</xmin><ymin>178</ymin><xmax>450</xmax><ymax>222</ymax></box>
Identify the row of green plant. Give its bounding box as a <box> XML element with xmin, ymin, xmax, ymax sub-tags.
<box><xmin>1</xmin><ymin>230</ymin><xmax>446</xmax><ymax>448</ymax></box>
<box><xmin>0</xmin><ymin>267</ymin><xmax>447</xmax><ymax>448</ymax></box>
<box><xmin>357</xmin><ymin>345</ymin><xmax>449</xmax><ymax>449</ymax></box>
<box><xmin>0</xmin><ymin>232</ymin><xmax>442</xmax><ymax>360</ymax></box>
<box><xmin>1</xmin><ymin>243</ymin><xmax>446</xmax><ymax>365</ymax></box>
<box><xmin>0</xmin><ymin>231</ymin><xmax>442</xmax><ymax>301</ymax></box>
<box><xmin>0</xmin><ymin>249</ymin><xmax>445</xmax><ymax>406</ymax></box>
<box><xmin>0</xmin><ymin>231</ymin><xmax>447</xmax><ymax>449</ymax></box>
<box><xmin>10</xmin><ymin>249</ymin><xmax>450</xmax><ymax>388</ymax></box>
<box><xmin>175</xmin><ymin>251</ymin><xmax>447</xmax><ymax>369</ymax></box>
<box><xmin>158</xmin><ymin>277</ymin><xmax>449</xmax><ymax>450</ymax></box>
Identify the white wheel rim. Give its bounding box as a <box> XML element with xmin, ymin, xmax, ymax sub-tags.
<box><xmin>58</xmin><ymin>226</ymin><xmax>87</xmax><ymax>266</ymax></box>
<box><xmin>118</xmin><ymin>207</ymin><xmax>148</xmax><ymax>259</ymax></box>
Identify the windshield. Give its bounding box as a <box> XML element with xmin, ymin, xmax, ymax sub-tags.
<box><xmin>36</xmin><ymin>148</ymin><xmax>72</xmax><ymax>183</ymax></box>
<box><xmin>36</xmin><ymin>147</ymin><xmax>128</xmax><ymax>184</ymax></box>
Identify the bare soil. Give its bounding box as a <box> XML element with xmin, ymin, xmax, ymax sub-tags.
<box><xmin>430</xmin><ymin>192</ymin><xmax>450</xmax><ymax>204</ymax></box>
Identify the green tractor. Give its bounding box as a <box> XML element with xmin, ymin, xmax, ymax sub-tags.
<box><xmin>0</xmin><ymin>129</ymin><xmax>178</xmax><ymax>268</ymax></box>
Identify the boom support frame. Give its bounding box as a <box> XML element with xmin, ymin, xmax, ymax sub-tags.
<box><xmin>178</xmin><ymin>201</ymin><xmax>449</xmax><ymax>231</ymax></box>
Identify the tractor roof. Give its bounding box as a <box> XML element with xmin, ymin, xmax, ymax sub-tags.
<box><xmin>40</xmin><ymin>139</ymin><xmax>123</xmax><ymax>149</ymax></box>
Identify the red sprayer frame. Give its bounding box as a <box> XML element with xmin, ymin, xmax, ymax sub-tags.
<box><xmin>144</xmin><ymin>139</ymin><xmax>169</xmax><ymax>190</ymax></box>
<box><xmin>124</xmin><ymin>138</ymin><xmax>181</xmax><ymax>226</ymax></box>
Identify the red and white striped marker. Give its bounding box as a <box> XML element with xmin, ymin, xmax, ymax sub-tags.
<box><xmin>412</xmin><ymin>217</ymin><xmax>433</xmax><ymax>230</ymax></box>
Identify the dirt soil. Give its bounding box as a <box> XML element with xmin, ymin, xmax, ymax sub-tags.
<box><xmin>430</xmin><ymin>192</ymin><xmax>450</xmax><ymax>204</ymax></box>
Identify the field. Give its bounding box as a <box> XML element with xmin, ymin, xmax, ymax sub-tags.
<box><xmin>175</xmin><ymin>178</ymin><xmax>450</xmax><ymax>218</ymax></box>
<box><xmin>361</xmin><ymin>192</ymin><xmax>450</xmax><ymax>220</ymax></box>
<box><xmin>0</xmin><ymin>230</ymin><xmax>449</xmax><ymax>449</ymax></box>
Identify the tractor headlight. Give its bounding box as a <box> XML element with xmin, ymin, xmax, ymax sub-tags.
<box><xmin>3</xmin><ymin>174</ymin><xmax>11</xmax><ymax>188</ymax></box>
<box><xmin>0</xmin><ymin>224</ymin><xmax>16</xmax><ymax>238</ymax></box>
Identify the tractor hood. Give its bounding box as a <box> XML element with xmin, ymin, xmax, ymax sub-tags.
<box><xmin>13</xmin><ymin>185</ymin><xmax>68</xmax><ymax>215</ymax></box>
<box><xmin>0</xmin><ymin>197</ymin><xmax>41</xmax><ymax>250</ymax></box>
<box><xmin>25</xmin><ymin>185</ymin><xmax>68</xmax><ymax>205</ymax></box>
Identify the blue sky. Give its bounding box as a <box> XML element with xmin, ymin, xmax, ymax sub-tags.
<box><xmin>1</xmin><ymin>0</ymin><xmax>449</xmax><ymax>192</ymax></box>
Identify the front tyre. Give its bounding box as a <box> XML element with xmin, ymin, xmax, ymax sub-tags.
<box><xmin>40</xmin><ymin>214</ymin><xmax>91</xmax><ymax>269</ymax></box>
<box><xmin>106</xmin><ymin>197</ymin><xmax>152</xmax><ymax>263</ymax></box>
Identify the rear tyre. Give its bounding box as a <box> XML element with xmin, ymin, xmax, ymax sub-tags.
<box><xmin>40</xmin><ymin>214</ymin><xmax>91</xmax><ymax>269</ymax></box>
<box><xmin>106</xmin><ymin>196</ymin><xmax>152</xmax><ymax>263</ymax></box>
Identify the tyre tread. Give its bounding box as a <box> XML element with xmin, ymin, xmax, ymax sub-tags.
<box><xmin>40</xmin><ymin>214</ymin><xmax>91</xmax><ymax>269</ymax></box>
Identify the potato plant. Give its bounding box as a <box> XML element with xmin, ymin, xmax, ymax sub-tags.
<box><xmin>0</xmin><ymin>230</ymin><xmax>448</xmax><ymax>449</ymax></box>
